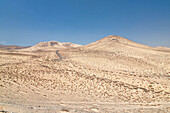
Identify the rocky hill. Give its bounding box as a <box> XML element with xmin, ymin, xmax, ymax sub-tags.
<box><xmin>19</xmin><ymin>41</ymin><xmax>81</xmax><ymax>51</ymax></box>
<box><xmin>85</xmin><ymin>35</ymin><xmax>151</xmax><ymax>49</ymax></box>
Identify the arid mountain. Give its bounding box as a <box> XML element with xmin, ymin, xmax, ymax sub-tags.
<box><xmin>84</xmin><ymin>35</ymin><xmax>151</xmax><ymax>49</ymax></box>
<box><xmin>154</xmin><ymin>46</ymin><xmax>170</xmax><ymax>52</ymax></box>
<box><xmin>69</xmin><ymin>35</ymin><xmax>170</xmax><ymax>74</ymax></box>
<box><xmin>0</xmin><ymin>35</ymin><xmax>170</xmax><ymax>113</ymax></box>
<box><xmin>0</xmin><ymin>45</ymin><xmax>30</xmax><ymax>50</ymax></box>
<box><xmin>19</xmin><ymin>41</ymin><xmax>81</xmax><ymax>51</ymax></box>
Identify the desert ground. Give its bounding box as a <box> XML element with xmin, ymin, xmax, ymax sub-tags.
<box><xmin>0</xmin><ymin>35</ymin><xmax>170</xmax><ymax>113</ymax></box>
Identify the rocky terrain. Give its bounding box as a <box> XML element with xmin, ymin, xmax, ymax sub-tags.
<box><xmin>0</xmin><ymin>35</ymin><xmax>170</xmax><ymax>113</ymax></box>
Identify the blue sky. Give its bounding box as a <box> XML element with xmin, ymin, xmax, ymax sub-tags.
<box><xmin>0</xmin><ymin>0</ymin><xmax>170</xmax><ymax>47</ymax></box>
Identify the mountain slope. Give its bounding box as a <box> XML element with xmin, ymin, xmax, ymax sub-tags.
<box><xmin>63</xmin><ymin>35</ymin><xmax>170</xmax><ymax>76</ymax></box>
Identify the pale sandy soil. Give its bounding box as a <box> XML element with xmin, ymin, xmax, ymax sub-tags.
<box><xmin>0</xmin><ymin>35</ymin><xmax>170</xmax><ymax>113</ymax></box>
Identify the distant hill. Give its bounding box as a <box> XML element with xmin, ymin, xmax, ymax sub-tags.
<box><xmin>19</xmin><ymin>41</ymin><xmax>82</xmax><ymax>51</ymax></box>
<box><xmin>154</xmin><ymin>46</ymin><xmax>170</xmax><ymax>52</ymax></box>
<box><xmin>0</xmin><ymin>45</ymin><xmax>30</xmax><ymax>50</ymax></box>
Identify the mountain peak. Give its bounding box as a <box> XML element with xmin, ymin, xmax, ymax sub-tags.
<box><xmin>106</xmin><ymin>35</ymin><xmax>123</xmax><ymax>38</ymax></box>
<box><xmin>85</xmin><ymin>35</ymin><xmax>151</xmax><ymax>49</ymax></box>
<box><xmin>99</xmin><ymin>35</ymin><xmax>129</xmax><ymax>42</ymax></box>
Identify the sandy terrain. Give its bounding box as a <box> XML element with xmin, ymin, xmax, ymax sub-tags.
<box><xmin>0</xmin><ymin>35</ymin><xmax>170</xmax><ymax>113</ymax></box>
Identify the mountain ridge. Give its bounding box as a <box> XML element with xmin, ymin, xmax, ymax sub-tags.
<box><xmin>1</xmin><ymin>35</ymin><xmax>169</xmax><ymax>52</ymax></box>
<box><xmin>0</xmin><ymin>45</ymin><xmax>30</xmax><ymax>50</ymax></box>
<box><xmin>19</xmin><ymin>41</ymin><xmax>81</xmax><ymax>51</ymax></box>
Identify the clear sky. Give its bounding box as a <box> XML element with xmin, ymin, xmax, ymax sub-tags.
<box><xmin>0</xmin><ymin>0</ymin><xmax>170</xmax><ymax>47</ymax></box>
